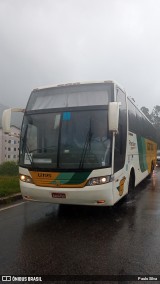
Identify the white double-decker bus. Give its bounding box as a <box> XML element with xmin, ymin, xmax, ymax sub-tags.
<box><xmin>2</xmin><ymin>81</ymin><xmax>157</xmax><ymax>205</ymax></box>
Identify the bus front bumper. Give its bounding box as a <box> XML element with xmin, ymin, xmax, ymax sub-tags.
<box><xmin>20</xmin><ymin>181</ymin><xmax>114</xmax><ymax>206</ymax></box>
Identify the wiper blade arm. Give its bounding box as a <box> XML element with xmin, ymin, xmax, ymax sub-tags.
<box><xmin>79</xmin><ymin>124</ymin><xmax>92</xmax><ymax>169</ymax></box>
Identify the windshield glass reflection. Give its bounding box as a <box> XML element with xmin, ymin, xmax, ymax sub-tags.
<box><xmin>20</xmin><ymin>109</ymin><xmax>112</xmax><ymax>170</ymax></box>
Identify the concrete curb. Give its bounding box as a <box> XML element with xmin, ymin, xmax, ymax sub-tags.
<box><xmin>0</xmin><ymin>193</ymin><xmax>22</xmax><ymax>205</ymax></box>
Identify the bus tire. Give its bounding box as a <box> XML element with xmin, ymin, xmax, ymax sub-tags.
<box><xmin>147</xmin><ymin>162</ymin><xmax>154</xmax><ymax>179</ymax></box>
<box><xmin>128</xmin><ymin>170</ymin><xmax>135</xmax><ymax>193</ymax></box>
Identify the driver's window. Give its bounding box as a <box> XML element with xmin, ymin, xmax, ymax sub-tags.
<box><xmin>27</xmin><ymin>124</ymin><xmax>37</xmax><ymax>152</ymax></box>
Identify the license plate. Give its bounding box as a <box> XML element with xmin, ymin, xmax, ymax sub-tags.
<box><xmin>52</xmin><ymin>193</ymin><xmax>66</xmax><ymax>198</ymax></box>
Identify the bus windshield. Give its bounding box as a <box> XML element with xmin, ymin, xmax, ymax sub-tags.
<box><xmin>20</xmin><ymin>108</ymin><xmax>112</xmax><ymax>170</ymax></box>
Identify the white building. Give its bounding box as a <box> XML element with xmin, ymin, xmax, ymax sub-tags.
<box><xmin>0</xmin><ymin>126</ymin><xmax>20</xmax><ymax>164</ymax></box>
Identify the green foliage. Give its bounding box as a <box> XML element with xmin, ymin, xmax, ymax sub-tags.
<box><xmin>151</xmin><ymin>105</ymin><xmax>160</xmax><ymax>129</ymax></box>
<box><xmin>141</xmin><ymin>107</ymin><xmax>151</xmax><ymax>121</ymax></box>
<box><xmin>141</xmin><ymin>105</ymin><xmax>160</xmax><ymax>148</ymax></box>
<box><xmin>0</xmin><ymin>176</ymin><xmax>20</xmax><ymax>197</ymax></box>
<box><xmin>0</xmin><ymin>162</ymin><xmax>20</xmax><ymax>197</ymax></box>
<box><xmin>0</xmin><ymin>161</ymin><xmax>19</xmax><ymax>176</ymax></box>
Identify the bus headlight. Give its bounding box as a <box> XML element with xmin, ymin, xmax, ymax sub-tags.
<box><xmin>19</xmin><ymin>174</ymin><xmax>33</xmax><ymax>184</ymax></box>
<box><xmin>86</xmin><ymin>175</ymin><xmax>111</xmax><ymax>186</ymax></box>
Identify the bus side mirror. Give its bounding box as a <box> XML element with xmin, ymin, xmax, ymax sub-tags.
<box><xmin>2</xmin><ymin>108</ymin><xmax>25</xmax><ymax>133</ymax></box>
<box><xmin>2</xmin><ymin>109</ymin><xmax>12</xmax><ymax>133</ymax></box>
<box><xmin>108</xmin><ymin>102</ymin><xmax>120</xmax><ymax>133</ymax></box>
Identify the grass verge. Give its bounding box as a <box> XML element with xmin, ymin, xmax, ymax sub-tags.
<box><xmin>0</xmin><ymin>176</ymin><xmax>20</xmax><ymax>198</ymax></box>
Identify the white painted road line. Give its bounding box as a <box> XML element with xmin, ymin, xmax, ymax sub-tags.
<box><xmin>0</xmin><ymin>201</ymin><xmax>26</xmax><ymax>212</ymax></box>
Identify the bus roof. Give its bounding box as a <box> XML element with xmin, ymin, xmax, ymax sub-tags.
<box><xmin>33</xmin><ymin>80</ymin><xmax>126</xmax><ymax>93</ymax></box>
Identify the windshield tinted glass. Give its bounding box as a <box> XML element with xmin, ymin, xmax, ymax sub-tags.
<box><xmin>20</xmin><ymin>109</ymin><xmax>112</xmax><ymax>170</ymax></box>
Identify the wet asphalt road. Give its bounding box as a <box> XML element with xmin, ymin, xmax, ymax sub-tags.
<box><xmin>1</xmin><ymin>168</ymin><xmax>160</xmax><ymax>283</ymax></box>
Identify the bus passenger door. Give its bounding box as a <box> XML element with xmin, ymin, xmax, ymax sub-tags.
<box><xmin>113</xmin><ymin>88</ymin><xmax>128</xmax><ymax>200</ymax></box>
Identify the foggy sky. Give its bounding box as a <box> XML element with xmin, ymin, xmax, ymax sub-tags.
<box><xmin>0</xmin><ymin>0</ymin><xmax>160</xmax><ymax>111</ymax></box>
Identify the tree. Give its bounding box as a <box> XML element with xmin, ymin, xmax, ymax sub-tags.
<box><xmin>140</xmin><ymin>107</ymin><xmax>151</xmax><ymax>121</ymax></box>
<box><xmin>141</xmin><ymin>105</ymin><xmax>160</xmax><ymax>148</ymax></box>
<box><xmin>151</xmin><ymin>105</ymin><xmax>160</xmax><ymax>130</ymax></box>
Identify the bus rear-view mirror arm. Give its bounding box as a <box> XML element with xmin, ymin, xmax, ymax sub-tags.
<box><xmin>108</xmin><ymin>102</ymin><xmax>121</xmax><ymax>133</ymax></box>
<box><xmin>2</xmin><ymin>108</ymin><xmax>25</xmax><ymax>134</ymax></box>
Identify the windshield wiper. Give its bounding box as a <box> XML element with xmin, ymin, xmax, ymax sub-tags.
<box><xmin>79</xmin><ymin>122</ymin><xmax>92</xmax><ymax>169</ymax></box>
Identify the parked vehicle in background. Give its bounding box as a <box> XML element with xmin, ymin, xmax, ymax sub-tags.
<box><xmin>156</xmin><ymin>150</ymin><xmax>160</xmax><ymax>166</ymax></box>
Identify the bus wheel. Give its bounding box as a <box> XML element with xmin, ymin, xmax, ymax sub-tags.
<box><xmin>148</xmin><ymin>162</ymin><xmax>154</xmax><ymax>179</ymax></box>
<box><xmin>128</xmin><ymin>171</ymin><xmax>135</xmax><ymax>193</ymax></box>
<box><xmin>124</xmin><ymin>171</ymin><xmax>135</xmax><ymax>202</ymax></box>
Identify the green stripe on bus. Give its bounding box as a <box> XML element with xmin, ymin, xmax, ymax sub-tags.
<box><xmin>56</xmin><ymin>172</ymin><xmax>74</xmax><ymax>184</ymax></box>
<box><xmin>50</xmin><ymin>171</ymin><xmax>91</xmax><ymax>185</ymax></box>
<box><xmin>65</xmin><ymin>172</ymin><xmax>91</xmax><ymax>185</ymax></box>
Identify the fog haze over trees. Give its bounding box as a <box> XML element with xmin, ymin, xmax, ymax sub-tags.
<box><xmin>141</xmin><ymin>105</ymin><xmax>160</xmax><ymax>148</ymax></box>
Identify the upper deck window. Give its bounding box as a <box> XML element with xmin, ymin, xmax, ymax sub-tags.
<box><xmin>26</xmin><ymin>83</ymin><xmax>114</xmax><ymax>111</ymax></box>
